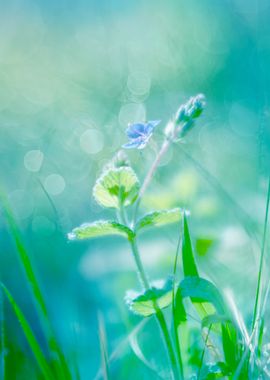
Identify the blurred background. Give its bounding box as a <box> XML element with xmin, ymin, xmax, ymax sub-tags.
<box><xmin>1</xmin><ymin>0</ymin><xmax>270</xmax><ymax>378</ymax></box>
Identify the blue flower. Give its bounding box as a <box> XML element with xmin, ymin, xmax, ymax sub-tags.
<box><xmin>122</xmin><ymin>120</ymin><xmax>160</xmax><ymax>150</ymax></box>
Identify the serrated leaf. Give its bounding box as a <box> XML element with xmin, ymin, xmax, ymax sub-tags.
<box><xmin>93</xmin><ymin>167</ymin><xmax>140</xmax><ymax>208</ymax></box>
<box><xmin>126</xmin><ymin>278</ymin><xmax>173</xmax><ymax>317</ymax></box>
<box><xmin>135</xmin><ymin>208</ymin><xmax>182</xmax><ymax>232</ymax></box>
<box><xmin>182</xmin><ymin>214</ymin><xmax>199</xmax><ymax>277</ymax></box>
<box><xmin>68</xmin><ymin>220</ymin><xmax>134</xmax><ymax>241</ymax></box>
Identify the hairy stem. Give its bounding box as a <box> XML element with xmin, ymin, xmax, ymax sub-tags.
<box><xmin>133</xmin><ymin>138</ymin><xmax>171</xmax><ymax>222</ymax></box>
<box><xmin>129</xmin><ymin>238</ymin><xmax>149</xmax><ymax>289</ymax></box>
<box><xmin>129</xmin><ymin>236</ymin><xmax>179</xmax><ymax>380</ymax></box>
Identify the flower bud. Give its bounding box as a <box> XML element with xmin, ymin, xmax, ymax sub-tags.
<box><xmin>175</xmin><ymin>94</ymin><xmax>206</xmax><ymax>125</ymax></box>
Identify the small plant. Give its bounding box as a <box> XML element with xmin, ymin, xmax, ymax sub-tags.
<box><xmin>68</xmin><ymin>94</ymin><xmax>269</xmax><ymax>379</ymax></box>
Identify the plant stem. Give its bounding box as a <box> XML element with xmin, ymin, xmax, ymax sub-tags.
<box><xmin>249</xmin><ymin>177</ymin><xmax>270</xmax><ymax>363</ymax></box>
<box><xmin>129</xmin><ymin>237</ymin><xmax>179</xmax><ymax>380</ymax></box>
<box><xmin>129</xmin><ymin>238</ymin><xmax>149</xmax><ymax>290</ymax></box>
<box><xmin>197</xmin><ymin>324</ymin><xmax>212</xmax><ymax>380</ymax></box>
<box><xmin>133</xmin><ymin>138</ymin><xmax>171</xmax><ymax>222</ymax></box>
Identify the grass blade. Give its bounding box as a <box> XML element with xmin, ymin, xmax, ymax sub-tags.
<box><xmin>1</xmin><ymin>284</ymin><xmax>54</xmax><ymax>380</ymax></box>
<box><xmin>129</xmin><ymin>328</ymin><xmax>165</xmax><ymax>379</ymax></box>
<box><xmin>197</xmin><ymin>323</ymin><xmax>212</xmax><ymax>379</ymax></box>
<box><xmin>98</xmin><ymin>312</ymin><xmax>110</xmax><ymax>380</ymax></box>
<box><xmin>0</xmin><ymin>190</ymin><xmax>71</xmax><ymax>379</ymax></box>
<box><xmin>0</xmin><ymin>289</ymin><xmax>5</xmax><ymax>380</ymax></box>
<box><xmin>94</xmin><ymin>319</ymin><xmax>148</xmax><ymax>380</ymax></box>
<box><xmin>0</xmin><ymin>192</ymin><xmax>47</xmax><ymax>317</ymax></box>
<box><xmin>171</xmin><ymin>221</ymin><xmax>184</xmax><ymax>380</ymax></box>
<box><xmin>182</xmin><ymin>214</ymin><xmax>199</xmax><ymax>278</ymax></box>
<box><xmin>251</xmin><ymin>177</ymin><xmax>270</xmax><ymax>337</ymax></box>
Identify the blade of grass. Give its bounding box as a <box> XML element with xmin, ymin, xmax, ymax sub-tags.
<box><xmin>182</xmin><ymin>213</ymin><xmax>199</xmax><ymax>278</ymax></box>
<box><xmin>1</xmin><ymin>284</ymin><xmax>54</xmax><ymax>380</ymax></box>
<box><xmin>250</xmin><ymin>177</ymin><xmax>270</xmax><ymax>363</ymax></box>
<box><xmin>171</xmin><ymin>220</ymin><xmax>184</xmax><ymax>380</ymax></box>
<box><xmin>129</xmin><ymin>327</ymin><xmax>165</xmax><ymax>379</ymax></box>
<box><xmin>0</xmin><ymin>289</ymin><xmax>5</xmax><ymax>380</ymax></box>
<box><xmin>94</xmin><ymin>319</ymin><xmax>148</xmax><ymax>380</ymax></box>
<box><xmin>98</xmin><ymin>312</ymin><xmax>110</xmax><ymax>380</ymax></box>
<box><xmin>0</xmin><ymin>190</ymin><xmax>71</xmax><ymax>379</ymax></box>
<box><xmin>0</xmin><ymin>191</ymin><xmax>47</xmax><ymax>317</ymax></box>
<box><xmin>197</xmin><ymin>323</ymin><xmax>212</xmax><ymax>380</ymax></box>
<box><xmin>232</xmin><ymin>324</ymin><xmax>258</xmax><ymax>380</ymax></box>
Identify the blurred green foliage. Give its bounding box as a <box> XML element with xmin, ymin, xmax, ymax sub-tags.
<box><xmin>1</xmin><ymin>0</ymin><xmax>270</xmax><ymax>378</ymax></box>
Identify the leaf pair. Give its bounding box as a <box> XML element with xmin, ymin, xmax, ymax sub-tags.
<box><xmin>68</xmin><ymin>208</ymin><xmax>183</xmax><ymax>241</ymax></box>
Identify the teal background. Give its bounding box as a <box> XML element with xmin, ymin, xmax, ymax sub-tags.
<box><xmin>1</xmin><ymin>0</ymin><xmax>270</xmax><ymax>378</ymax></box>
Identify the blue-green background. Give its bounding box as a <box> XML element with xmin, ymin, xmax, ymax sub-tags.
<box><xmin>1</xmin><ymin>0</ymin><xmax>270</xmax><ymax>378</ymax></box>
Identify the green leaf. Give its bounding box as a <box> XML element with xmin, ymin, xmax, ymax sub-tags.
<box><xmin>93</xmin><ymin>167</ymin><xmax>140</xmax><ymax>209</ymax></box>
<box><xmin>182</xmin><ymin>214</ymin><xmax>199</xmax><ymax>277</ymax></box>
<box><xmin>68</xmin><ymin>220</ymin><xmax>134</xmax><ymax>241</ymax></box>
<box><xmin>174</xmin><ymin>287</ymin><xmax>187</xmax><ymax>325</ymax></box>
<box><xmin>177</xmin><ymin>277</ymin><xmax>239</xmax><ymax>370</ymax></box>
<box><xmin>195</xmin><ymin>238</ymin><xmax>215</xmax><ymax>257</ymax></box>
<box><xmin>1</xmin><ymin>285</ymin><xmax>54</xmax><ymax>380</ymax></box>
<box><xmin>126</xmin><ymin>278</ymin><xmax>173</xmax><ymax>317</ymax></box>
<box><xmin>179</xmin><ymin>277</ymin><xmax>226</xmax><ymax>315</ymax></box>
<box><xmin>135</xmin><ymin>208</ymin><xmax>182</xmax><ymax>232</ymax></box>
<box><xmin>201</xmin><ymin>314</ymin><xmax>231</xmax><ymax>330</ymax></box>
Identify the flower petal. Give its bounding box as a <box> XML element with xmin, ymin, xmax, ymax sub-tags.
<box><xmin>126</xmin><ymin>123</ymin><xmax>146</xmax><ymax>138</ymax></box>
<box><xmin>122</xmin><ymin>140</ymin><xmax>142</xmax><ymax>149</ymax></box>
<box><xmin>148</xmin><ymin>120</ymin><xmax>161</xmax><ymax>128</ymax></box>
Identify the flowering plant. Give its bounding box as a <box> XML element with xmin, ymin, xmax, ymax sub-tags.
<box><xmin>68</xmin><ymin>94</ymin><xmax>263</xmax><ymax>380</ymax></box>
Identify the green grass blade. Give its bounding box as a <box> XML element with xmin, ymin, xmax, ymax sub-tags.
<box><xmin>197</xmin><ymin>323</ymin><xmax>212</xmax><ymax>380</ymax></box>
<box><xmin>251</xmin><ymin>177</ymin><xmax>270</xmax><ymax>339</ymax></box>
<box><xmin>94</xmin><ymin>319</ymin><xmax>148</xmax><ymax>380</ymax></box>
<box><xmin>0</xmin><ymin>190</ymin><xmax>71</xmax><ymax>380</ymax></box>
<box><xmin>129</xmin><ymin>327</ymin><xmax>165</xmax><ymax>379</ymax></box>
<box><xmin>0</xmin><ymin>289</ymin><xmax>5</xmax><ymax>380</ymax></box>
<box><xmin>98</xmin><ymin>312</ymin><xmax>110</xmax><ymax>380</ymax></box>
<box><xmin>178</xmin><ymin>277</ymin><xmax>240</xmax><ymax>371</ymax></box>
<box><xmin>1</xmin><ymin>284</ymin><xmax>54</xmax><ymax>380</ymax></box>
<box><xmin>171</xmin><ymin>222</ymin><xmax>184</xmax><ymax>380</ymax></box>
<box><xmin>0</xmin><ymin>192</ymin><xmax>47</xmax><ymax>317</ymax></box>
<box><xmin>182</xmin><ymin>214</ymin><xmax>199</xmax><ymax>278</ymax></box>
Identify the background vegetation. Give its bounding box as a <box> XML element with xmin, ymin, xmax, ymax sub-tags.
<box><xmin>1</xmin><ymin>0</ymin><xmax>270</xmax><ymax>378</ymax></box>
